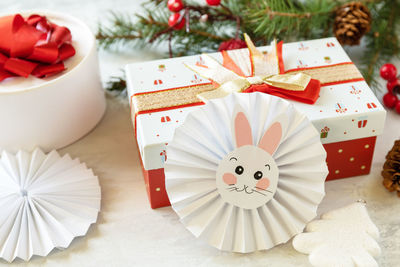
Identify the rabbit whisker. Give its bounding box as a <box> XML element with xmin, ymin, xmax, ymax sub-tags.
<box><xmin>255</xmin><ymin>187</ymin><xmax>273</xmax><ymax>193</ymax></box>
<box><xmin>252</xmin><ymin>189</ymin><xmax>267</xmax><ymax>196</ymax></box>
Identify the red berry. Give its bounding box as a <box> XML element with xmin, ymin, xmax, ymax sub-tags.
<box><xmin>380</xmin><ymin>63</ymin><xmax>397</xmax><ymax>81</ymax></box>
<box><xmin>387</xmin><ymin>79</ymin><xmax>400</xmax><ymax>95</ymax></box>
<box><xmin>206</xmin><ymin>0</ymin><xmax>221</xmax><ymax>6</ymax></box>
<box><xmin>383</xmin><ymin>92</ymin><xmax>398</xmax><ymax>109</ymax></box>
<box><xmin>218</xmin><ymin>39</ymin><xmax>247</xmax><ymax>51</ymax></box>
<box><xmin>167</xmin><ymin>0</ymin><xmax>184</xmax><ymax>12</ymax></box>
<box><xmin>168</xmin><ymin>13</ymin><xmax>185</xmax><ymax>30</ymax></box>
<box><xmin>396</xmin><ymin>101</ymin><xmax>400</xmax><ymax>114</ymax></box>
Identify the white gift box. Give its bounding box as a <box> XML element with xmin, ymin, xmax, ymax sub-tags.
<box><xmin>0</xmin><ymin>11</ymin><xmax>106</xmax><ymax>152</ymax></box>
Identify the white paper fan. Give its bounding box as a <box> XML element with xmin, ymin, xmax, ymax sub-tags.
<box><xmin>0</xmin><ymin>148</ymin><xmax>101</xmax><ymax>262</ymax></box>
<box><xmin>165</xmin><ymin>92</ymin><xmax>328</xmax><ymax>253</ymax></box>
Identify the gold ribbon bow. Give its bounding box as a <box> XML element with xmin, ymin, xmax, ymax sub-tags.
<box><xmin>186</xmin><ymin>34</ymin><xmax>312</xmax><ymax>102</ymax></box>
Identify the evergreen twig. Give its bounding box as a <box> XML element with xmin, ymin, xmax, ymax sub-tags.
<box><xmin>360</xmin><ymin>0</ymin><xmax>400</xmax><ymax>89</ymax></box>
<box><xmin>97</xmin><ymin>0</ymin><xmax>400</xmax><ymax>93</ymax></box>
<box><xmin>106</xmin><ymin>75</ymin><xmax>127</xmax><ymax>92</ymax></box>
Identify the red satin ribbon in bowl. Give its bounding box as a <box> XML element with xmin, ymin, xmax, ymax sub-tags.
<box><xmin>0</xmin><ymin>14</ymin><xmax>76</xmax><ymax>82</ymax></box>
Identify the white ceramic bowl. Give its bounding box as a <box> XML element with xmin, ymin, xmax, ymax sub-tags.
<box><xmin>0</xmin><ymin>11</ymin><xmax>106</xmax><ymax>152</ymax></box>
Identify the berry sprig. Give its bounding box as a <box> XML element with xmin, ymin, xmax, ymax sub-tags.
<box><xmin>168</xmin><ymin>12</ymin><xmax>186</xmax><ymax>30</ymax></box>
<box><xmin>167</xmin><ymin>0</ymin><xmax>186</xmax><ymax>30</ymax></box>
<box><xmin>380</xmin><ymin>63</ymin><xmax>400</xmax><ymax>114</ymax></box>
<box><xmin>167</xmin><ymin>0</ymin><xmax>222</xmax><ymax>30</ymax></box>
<box><xmin>162</xmin><ymin>0</ymin><xmax>241</xmax><ymax>56</ymax></box>
<box><xmin>206</xmin><ymin>0</ymin><xmax>221</xmax><ymax>6</ymax></box>
<box><xmin>167</xmin><ymin>0</ymin><xmax>184</xmax><ymax>12</ymax></box>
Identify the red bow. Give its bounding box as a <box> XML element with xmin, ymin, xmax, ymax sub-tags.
<box><xmin>242</xmin><ymin>79</ymin><xmax>321</xmax><ymax>104</ymax></box>
<box><xmin>221</xmin><ymin>41</ymin><xmax>320</xmax><ymax>104</ymax></box>
<box><xmin>0</xmin><ymin>14</ymin><xmax>76</xmax><ymax>82</ymax></box>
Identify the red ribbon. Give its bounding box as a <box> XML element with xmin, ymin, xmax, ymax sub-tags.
<box><xmin>242</xmin><ymin>79</ymin><xmax>320</xmax><ymax>104</ymax></box>
<box><xmin>222</xmin><ymin>41</ymin><xmax>320</xmax><ymax>104</ymax></box>
<box><xmin>0</xmin><ymin>14</ymin><xmax>76</xmax><ymax>82</ymax></box>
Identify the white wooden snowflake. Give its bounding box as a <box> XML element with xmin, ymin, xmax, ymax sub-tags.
<box><xmin>293</xmin><ymin>202</ymin><xmax>381</xmax><ymax>267</ymax></box>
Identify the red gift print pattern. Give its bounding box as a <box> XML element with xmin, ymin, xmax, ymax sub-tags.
<box><xmin>324</xmin><ymin>56</ymin><xmax>331</xmax><ymax>64</ymax></box>
<box><xmin>160</xmin><ymin>150</ymin><xmax>167</xmax><ymax>163</ymax></box>
<box><xmin>366</xmin><ymin>102</ymin><xmax>377</xmax><ymax>109</ymax></box>
<box><xmin>154</xmin><ymin>79</ymin><xmax>163</xmax><ymax>85</ymax></box>
<box><xmin>326</xmin><ymin>42</ymin><xmax>335</xmax><ymax>47</ymax></box>
<box><xmin>321</xmin><ymin>126</ymin><xmax>330</xmax><ymax>138</ymax></box>
<box><xmin>158</xmin><ymin>64</ymin><xmax>166</xmax><ymax>72</ymax></box>
<box><xmin>357</xmin><ymin>116</ymin><xmax>368</xmax><ymax>128</ymax></box>
<box><xmin>161</xmin><ymin>116</ymin><xmax>171</xmax><ymax>123</ymax></box>
<box><xmin>298</xmin><ymin>43</ymin><xmax>309</xmax><ymax>51</ymax></box>
<box><xmin>335</xmin><ymin>103</ymin><xmax>348</xmax><ymax>113</ymax></box>
<box><xmin>350</xmin><ymin>85</ymin><xmax>362</xmax><ymax>95</ymax></box>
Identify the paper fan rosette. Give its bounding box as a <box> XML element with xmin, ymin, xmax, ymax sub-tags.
<box><xmin>165</xmin><ymin>93</ymin><xmax>328</xmax><ymax>253</ymax></box>
<box><xmin>0</xmin><ymin>148</ymin><xmax>101</xmax><ymax>262</ymax></box>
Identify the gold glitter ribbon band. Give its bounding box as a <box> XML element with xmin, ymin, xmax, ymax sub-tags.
<box><xmin>132</xmin><ymin>62</ymin><xmax>363</xmax><ymax>113</ymax></box>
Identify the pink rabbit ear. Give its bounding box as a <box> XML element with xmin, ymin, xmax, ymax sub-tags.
<box><xmin>233</xmin><ymin>111</ymin><xmax>253</xmax><ymax>147</ymax></box>
<box><xmin>258</xmin><ymin>122</ymin><xmax>282</xmax><ymax>155</ymax></box>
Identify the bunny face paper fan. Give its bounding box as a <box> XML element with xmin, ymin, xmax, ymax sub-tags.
<box><xmin>165</xmin><ymin>93</ymin><xmax>328</xmax><ymax>253</ymax></box>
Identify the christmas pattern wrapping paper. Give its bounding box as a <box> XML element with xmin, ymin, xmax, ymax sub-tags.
<box><xmin>126</xmin><ymin>37</ymin><xmax>386</xmax><ymax>208</ymax></box>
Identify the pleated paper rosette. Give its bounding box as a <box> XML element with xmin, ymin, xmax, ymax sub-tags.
<box><xmin>165</xmin><ymin>92</ymin><xmax>328</xmax><ymax>253</ymax></box>
<box><xmin>0</xmin><ymin>148</ymin><xmax>101</xmax><ymax>262</ymax></box>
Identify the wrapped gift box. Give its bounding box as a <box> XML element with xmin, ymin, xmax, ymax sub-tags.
<box><xmin>126</xmin><ymin>37</ymin><xmax>386</xmax><ymax>209</ymax></box>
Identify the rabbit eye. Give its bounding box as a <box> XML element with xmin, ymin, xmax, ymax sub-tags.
<box><xmin>235</xmin><ymin>166</ymin><xmax>244</xmax><ymax>175</ymax></box>
<box><xmin>254</xmin><ymin>171</ymin><xmax>263</xmax><ymax>180</ymax></box>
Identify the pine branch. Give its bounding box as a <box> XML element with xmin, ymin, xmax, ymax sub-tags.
<box><xmin>264</xmin><ymin>8</ymin><xmax>313</xmax><ymax>18</ymax></box>
<box><xmin>145</xmin><ymin>17</ymin><xmax>227</xmax><ymax>42</ymax></box>
<box><xmin>365</xmin><ymin>50</ymin><xmax>380</xmax><ymax>85</ymax></box>
<box><xmin>360</xmin><ymin>0</ymin><xmax>400</xmax><ymax>88</ymax></box>
<box><xmin>106</xmin><ymin>74</ymin><xmax>126</xmax><ymax>92</ymax></box>
<box><xmin>97</xmin><ymin>0</ymin><xmax>400</xmax><ymax>93</ymax></box>
<box><xmin>97</xmin><ymin>0</ymin><xmax>238</xmax><ymax>54</ymax></box>
<box><xmin>245</xmin><ymin>0</ymin><xmax>338</xmax><ymax>42</ymax></box>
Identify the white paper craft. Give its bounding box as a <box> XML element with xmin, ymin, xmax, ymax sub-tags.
<box><xmin>293</xmin><ymin>202</ymin><xmax>381</xmax><ymax>267</ymax></box>
<box><xmin>165</xmin><ymin>92</ymin><xmax>328</xmax><ymax>253</ymax></box>
<box><xmin>0</xmin><ymin>148</ymin><xmax>101</xmax><ymax>262</ymax></box>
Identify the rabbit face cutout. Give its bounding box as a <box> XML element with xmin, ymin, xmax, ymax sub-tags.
<box><xmin>216</xmin><ymin>109</ymin><xmax>282</xmax><ymax>209</ymax></box>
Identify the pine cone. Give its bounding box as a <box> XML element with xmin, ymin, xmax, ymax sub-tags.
<box><xmin>334</xmin><ymin>2</ymin><xmax>371</xmax><ymax>46</ymax></box>
<box><xmin>382</xmin><ymin>140</ymin><xmax>400</xmax><ymax>196</ymax></box>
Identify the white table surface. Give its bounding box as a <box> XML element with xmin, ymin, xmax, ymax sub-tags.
<box><xmin>1</xmin><ymin>1</ymin><xmax>400</xmax><ymax>266</ymax></box>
